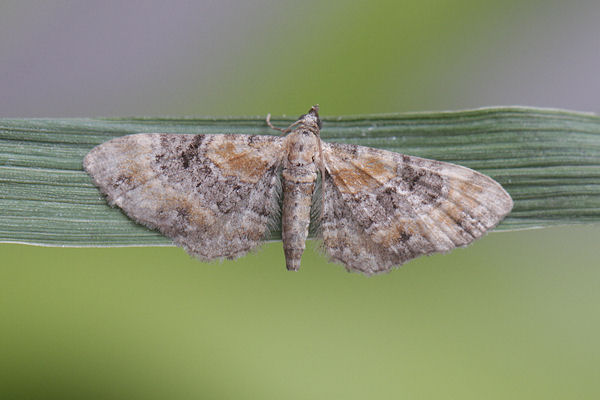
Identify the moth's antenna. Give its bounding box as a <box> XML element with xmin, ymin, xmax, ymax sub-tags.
<box><xmin>266</xmin><ymin>114</ymin><xmax>301</xmax><ymax>135</ymax></box>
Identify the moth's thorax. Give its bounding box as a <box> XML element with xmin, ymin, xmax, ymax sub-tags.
<box><xmin>283</xmin><ymin>129</ymin><xmax>320</xmax><ymax>168</ymax></box>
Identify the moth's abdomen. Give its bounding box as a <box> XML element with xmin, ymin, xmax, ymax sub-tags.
<box><xmin>281</xmin><ymin>166</ymin><xmax>317</xmax><ymax>271</ymax></box>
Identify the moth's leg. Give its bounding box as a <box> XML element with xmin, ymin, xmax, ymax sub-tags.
<box><xmin>266</xmin><ymin>113</ymin><xmax>301</xmax><ymax>135</ymax></box>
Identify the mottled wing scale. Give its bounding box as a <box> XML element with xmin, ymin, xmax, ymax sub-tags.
<box><xmin>84</xmin><ymin>133</ymin><xmax>284</xmax><ymax>260</ymax></box>
<box><xmin>320</xmin><ymin>142</ymin><xmax>513</xmax><ymax>275</ymax></box>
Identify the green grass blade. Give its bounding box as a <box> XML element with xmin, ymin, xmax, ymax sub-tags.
<box><xmin>1</xmin><ymin>106</ymin><xmax>599</xmax><ymax>246</ymax></box>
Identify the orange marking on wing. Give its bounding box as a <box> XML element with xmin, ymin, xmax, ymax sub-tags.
<box><xmin>372</xmin><ymin>219</ymin><xmax>417</xmax><ymax>248</ymax></box>
<box><xmin>120</xmin><ymin>159</ymin><xmax>150</xmax><ymax>186</ymax></box>
<box><xmin>209</xmin><ymin>141</ymin><xmax>271</xmax><ymax>183</ymax></box>
<box><xmin>157</xmin><ymin>192</ymin><xmax>215</xmax><ymax>227</ymax></box>
<box><xmin>440</xmin><ymin>200</ymin><xmax>465</xmax><ymax>226</ymax></box>
<box><xmin>330</xmin><ymin>156</ymin><xmax>395</xmax><ymax>194</ymax></box>
<box><xmin>448</xmin><ymin>177</ymin><xmax>483</xmax><ymax>209</ymax></box>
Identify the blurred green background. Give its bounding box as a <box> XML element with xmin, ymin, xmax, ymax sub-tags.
<box><xmin>1</xmin><ymin>1</ymin><xmax>599</xmax><ymax>399</ymax></box>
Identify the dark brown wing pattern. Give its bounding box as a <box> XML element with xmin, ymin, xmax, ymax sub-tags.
<box><xmin>320</xmin><ymin>142</ymin><xmax>513</xmax><ymax>275</ymax></box>
<box><xmin>84</xmin><ymin>133</ymin><xmax>284</xmax><ymax>260</ymax></box>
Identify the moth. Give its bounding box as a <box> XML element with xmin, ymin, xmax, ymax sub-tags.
<box><xmin>84</xmin><ymin>105</ymin><xmax>513</xmax><ymax>275</ymax></box>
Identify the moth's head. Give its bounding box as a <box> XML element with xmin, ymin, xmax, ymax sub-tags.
<box><xmin>298</xmin><ymin>104</ymin><xmax>322</xmax><ymax>130</ymax></box>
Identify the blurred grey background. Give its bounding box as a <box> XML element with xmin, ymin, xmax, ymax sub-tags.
<box><xmin>2</xmin><ymin>1</ymin><xmax>600</xmax><ymax>117</ymax></box>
